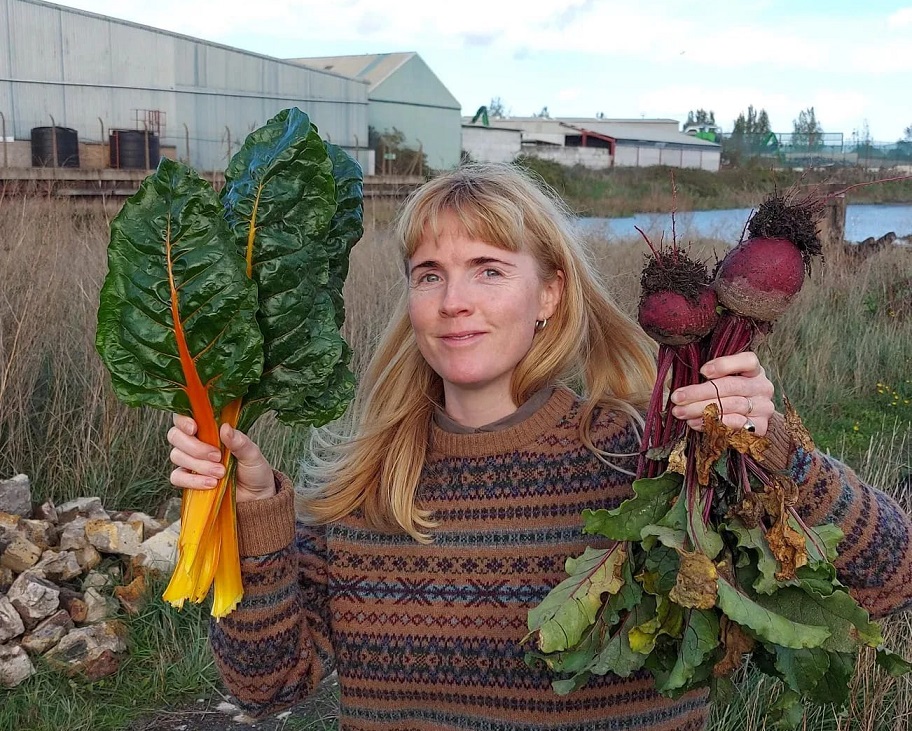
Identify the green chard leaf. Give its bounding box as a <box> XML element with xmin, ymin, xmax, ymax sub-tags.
<box><xmin>323</xmin><ymin>141</ymin><xmax>365</xmax><ymax>328</ymax></box>
<box><xmin>750</xmin><ymin>585</ymin><xmax>882</xmax><ymax>653</ymax></box>
<box><xmin>527</xmin><ymin>544</ymin><xmax>627</xmax><ymax>653</ymax></box>
<box><xmin>642</xmin><ymin>545</ymin><xmax>680</xmax><ymax>595</ymax></box>
<box><xmin>299</xmin><ymin>142</ymin><xmax>365</xmax><ymax>425</ymax></box>
<box><xmin>773</xmin><ymin>646</ymin><xmax>830</xmax><ymax>698</ymax></box>
<box><xmin>804</xmin><ymin>650</ymin><xmax>855</xmax><ymax>706</ymax></box>
<box><xmin>715</xmin><ymin>578</ymin><xmax>831</xmax><ymax>649</ymax></box>
<box><xmin>96</xmin><ymin>157</ymin><xmax>263</xmax><ymax>416</ymax></box>
<box><xmin>767</xmin><ymin>689</ymin><xmax>805</xmax><ymax>730</ymax></box>
<box><xmin>727</xmin><ymin>522</ymin><xmax>780</xmax><ymax>595</ymax></box>
<box><xmin>661</xmin><ymin>608</ymin><xmax>720</xmax><ymax>693</ymax></box>
<box><xmin>589</xmin><ymin>596</ymin><xmax>656</xmax><ymax>678</ymax></box>
<box><xmin>684</xmin><ymin>482</ymin><xmax>723</xmax><ymax>560</ymax></box>
<box><xmin>875</xmin><ymin>647</ymin><xmax>912</xmax><ymax>677</ymax></box>
<box><xmin>220</xmin><ymin>108</ymin><xmax>356</xmax><ymax>431</ymax></box>
<box><xmin>800</xmin><ymin>522</ymin><xmax>843</xmax><ymax>566</ymax></box>
<box><xmin>641</xmin><ymin>485</ymin><xmax>687</xmax><ymax>551</ymax></box>
<box><xmin>584</xmin><ymin>472</ymin><xmax>682</xmax><ymax>541</ymax></box>
<box><xmin>628</xmin><ymin>595</ymin><xmax>684</xmax><ymax>655</ymax></box>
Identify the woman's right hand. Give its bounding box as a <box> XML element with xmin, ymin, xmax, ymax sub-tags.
<box><xmin>167</xmin><ymin>415</ymin><xmax>277</xmax><ymax>503</ymax></box>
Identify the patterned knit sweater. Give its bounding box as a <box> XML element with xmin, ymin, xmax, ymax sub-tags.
<box><xmin>210</xmin><ymin>387</ymin><xmax>912</xmax><ymax>731</ymax></box>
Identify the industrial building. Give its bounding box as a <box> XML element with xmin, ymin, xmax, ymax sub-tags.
<box><xmin>463</xmin><ymin>117</ymin><xmax>721</xmax><ymax>171</ymax></box>
<box><xmin>291</xmin><ymin>53</ymin><xmax>462</xmax><ymax>171</ymax></box>
<box><xmin>0</xmin><ymin>0</ymin><xmax>377</xmax><ymax>173</ymax></box>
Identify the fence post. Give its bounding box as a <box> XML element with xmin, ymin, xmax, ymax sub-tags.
<box><xmin>1</xmin><ymin>111</ymin><xmax>7</xmax><ymax>168</ymax></box>
<box><xmin>815</xmin><ymin>183</ymin><xmax>847</xmax><ymax>259</ymax></box>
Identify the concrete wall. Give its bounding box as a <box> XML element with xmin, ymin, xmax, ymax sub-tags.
<box><xmin>614</xmin><ymin>144</ymin><xmax>719</xmax><ymax>171</ymax></box>
<box><xmin>525</xmin><ymin>146</ymin><xmax>612</xmax><ymax>169</ymax></box>
<box><xmin>461</xmin><ymin>126</ymin><xmax>521</xmax><ymax>163</ymax></box>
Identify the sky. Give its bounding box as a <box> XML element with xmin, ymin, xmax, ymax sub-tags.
<box><xmin>55</xmin><ymin>0</ymin><xmax>912</xmax><ymax>142</ymax></box>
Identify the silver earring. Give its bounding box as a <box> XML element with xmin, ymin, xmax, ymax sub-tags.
<box><xmin>535</xmin><ymin>318</ymin><xmax>548</xmax><ymax>332</ymax></box>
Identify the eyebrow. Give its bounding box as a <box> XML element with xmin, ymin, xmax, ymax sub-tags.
<box><xmin>409</xmin><ymin>256</ymin><xmax>516</xmax><ymax>274</ymax></box>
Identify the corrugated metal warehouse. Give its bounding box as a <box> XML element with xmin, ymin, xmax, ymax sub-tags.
<box><xmin>292</xmin><ymin>53</ymin><xmax>462</xmax><ymax>172</ymax></box>
<box><xmin>0</xmin><ymin>0</ymin><xmax>371</xmax><ymax>172</ymax></box>
<box><xmin>465</xmin><ymin>117</ymin><xmax>721</xmax><ymax>171</ymax></box>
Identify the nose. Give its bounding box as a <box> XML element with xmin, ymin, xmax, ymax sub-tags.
<box><xmin>439</xmin><ymin>278</ymin><xmax>474</xmax><ymax>317</ymax></box>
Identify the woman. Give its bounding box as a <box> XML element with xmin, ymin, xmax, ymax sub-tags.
<box><xmin>167</xmin><ymin>163</ymin><xmax>912</xmax><ymax>730</ymax></box>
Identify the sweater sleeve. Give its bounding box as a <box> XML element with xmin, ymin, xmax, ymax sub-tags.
<box><xmin>208</xmin><ymin>470</ymin><xmax>334</xmax><ymax>718</ymax></box>
<box><xmin>764</xmin><ymin>413</ymin><xmax>912</xmax><ymax>619</ymax></box>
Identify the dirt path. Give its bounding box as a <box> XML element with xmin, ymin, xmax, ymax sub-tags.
<box><xmin>128</xmin><ymin>676</ymin><xmax>338</xmax><ymax>731</ymax></box>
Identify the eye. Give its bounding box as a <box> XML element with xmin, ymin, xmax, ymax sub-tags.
<box><xmin>416</xmin><ymin>272</ymin><xmax>440</xmax><ymax>284</ymax></box>
<box><xmin>482</xmin><ymin>268</ymin><xmax>503</xmax><ymax>278</ymax></box>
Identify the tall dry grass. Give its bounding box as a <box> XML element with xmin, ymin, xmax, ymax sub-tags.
<box><xmin>1</xmin><ymin>197</ymin><xmax>910</xmax><ymax>729</ymax></box>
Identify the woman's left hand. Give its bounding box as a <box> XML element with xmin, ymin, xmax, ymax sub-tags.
<box><xmin>669</xmin><ymin>352</ymin><xmax>775</xmax><ymax>436</ymax></box>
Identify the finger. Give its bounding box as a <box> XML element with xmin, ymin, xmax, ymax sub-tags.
<box><xmin>673</xmin><ymin>373</ymin><xmax>774</xmax><ymax>406</ymax></box>
<box><xmin>701</xmin><ymin>352</ymin><xmax>763</xmax><ymax>379</ymax></box>
<box><xmin>166</xmin><ymin>425</ymin><xmax>223</xmax><ymax>462</ymax></box>
<box><xmin>172</xmin><ymin>413</ymin><xmax>198</xmax><ymax>435</ymax></box>
<box><xmin>169</xmin><ymin>446</ymin><xmax>227</xmax><ymax>480</ymax></box>
<box><xmin>170</xmin><ymin>467</ymin><xmax>221</xmax><ymax>491</ymax></box>
<box><xmin>220</xmin><ymin>423</ymin><xmax>265</xmax><ymax>466</ymax></box>
<box><xmin>672</xmin><ymin>395</ymin><xmax>773</xmax><ymax>422</ymax></box>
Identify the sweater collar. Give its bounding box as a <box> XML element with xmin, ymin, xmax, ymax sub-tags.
<box><xmin>429</xmin><ymin>386</ymin><xmax>578</xmax><ymax>458</ymax></box>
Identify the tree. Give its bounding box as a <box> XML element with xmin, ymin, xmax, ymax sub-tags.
<box><xmin>685</xmin><ymin>109</ymin><xmax>716</xmax><ymax>127</ymax></box>
<box><xmin>731</xmin><ymin>105</ymin><xmax>771</xmax><ymax>137</ymax></box>
<box><xmin>488</xmin><ymin>97</ymin><xmax>507</xmax><ymax>118</ymax></box>
<box><xmin>792</xmin><ymin>107</ymin><xmax>823</xmax><ymax>150</ymax></box>
<box><xmin>904</xmin><ymin>124</ymin><xmax>912</xmax><ymax>142</ymax></box>
<box><xmin>533</xmin><ymin>106</ymin><xmax>550</xmax><ymax>119</ymax></box>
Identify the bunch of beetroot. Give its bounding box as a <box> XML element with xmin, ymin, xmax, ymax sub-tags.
<box><xmin>636</xmin><ymin>190</ymin><xmax>824</xmax><ymax>476</ymax></box>
<box><xmin>525</xmin><ymin>190</ymin><xmax>911</xmax><ymax>727</ymax></box>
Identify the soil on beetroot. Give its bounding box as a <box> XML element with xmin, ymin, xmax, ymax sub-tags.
<box><xmin>128</xmin><ymin>676</ymin><xmax>339</xmax><ymax>730</ymax></box>
<box><xmin>745</xmin><ymin>193</ymin><xmax>823</xmax><ymax>264</ymax></box>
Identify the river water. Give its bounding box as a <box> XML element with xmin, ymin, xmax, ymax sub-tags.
<box><xmin>579</xmin><ymin>203</ymin><xmax>912</xmax><ymax>244</ymax></box>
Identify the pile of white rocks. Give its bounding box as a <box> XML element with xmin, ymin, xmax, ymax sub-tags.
<box><xmin>0</xmin><ymin>473</ymin><xmax>181</xmax><ymax>689</ymax></box>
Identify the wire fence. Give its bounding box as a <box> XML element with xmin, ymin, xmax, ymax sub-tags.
<box><xmin>723</xmin><ymin>132</ymin><xmax>912</xmax><ymax>169</ymax></box>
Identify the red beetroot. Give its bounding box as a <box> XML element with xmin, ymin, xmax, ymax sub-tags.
<box><xmin>714</xmin><ymin>237</ymin><xmax>806</xmax><ymax>323</ymax></box>
<box><xmin>638</xmin><ymin>288</ymin><xmax>719</xmax><ymax>346</ymax></box>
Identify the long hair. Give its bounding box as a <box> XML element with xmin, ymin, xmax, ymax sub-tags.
<box><xmin>299</xmin><ymin>162</ymin><xmax>657</xmax><ymax>542</ymax></box>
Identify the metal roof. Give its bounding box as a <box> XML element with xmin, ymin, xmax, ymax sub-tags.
<box><xmin>289</xmin><ymin>53</ymin><xmax>416</xmax><ymax>91</ymax></box>
<box><xmin>484</xmin><ymin>117</ymin><xmax>718</xmax><ymax>148</ymax></box>
<box><xmin>14</xmin><ymin>0</ymin><xmax>360</xmax><ymax>83</ymax></box>
<box><xmin>560</xmin><ymin>122</ymin><xmax>719</xmax><ymax>147</ymax></box>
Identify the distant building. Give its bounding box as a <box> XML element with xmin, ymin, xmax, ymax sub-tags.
<box><xmin>292</xmin><ymin>53</ymin><xmax>462</xmax><ymax>171</ymax></box>
<box><xmin>463</xmin><ymin>116</ymin><xmax>720</xmax><ymax>171</ymax></box>
<box><xmin>1</xmin><ymin>0</ymin><xmax>370</xmax><ymax>172</ymax></box>
<box><xmin>461</xmin><ymin>125</ymin><xmax>522</xmax><ymax>164</ymax></box>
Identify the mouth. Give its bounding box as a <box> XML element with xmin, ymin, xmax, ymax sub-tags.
<box><xmin>440</xmin><ymin>331</ymin><xmax>485</xmax><ymax>343</ymax></box>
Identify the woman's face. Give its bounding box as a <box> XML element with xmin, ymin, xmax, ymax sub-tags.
<box><xmin>407</xmin><ymin>212</ymin><xmax>563</xmax><ymax>409</ymax></box>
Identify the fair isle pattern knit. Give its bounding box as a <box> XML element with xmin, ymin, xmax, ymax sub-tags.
<box><xmin>210</xmin><ymin>387</ymin><xmax>912</xmax><ymax>730</ymax></box>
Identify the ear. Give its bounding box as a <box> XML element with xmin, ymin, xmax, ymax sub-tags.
<box><xmin>539</xmin><ymin>269</ymin><xmax>565</xmax><ymax>320</ymax></box>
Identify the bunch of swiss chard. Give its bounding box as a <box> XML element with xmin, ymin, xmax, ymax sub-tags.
<box><xmin>95</xmin><ymin>108</ymin><xmax>363</xmax><ymax>618</ymax></box>
<box><xmin>525</xmin><ymin>191</ymin><xmax>911</xmax><ymax>726</ymax></box>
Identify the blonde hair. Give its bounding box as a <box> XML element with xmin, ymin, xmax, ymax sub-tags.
<box><xmin>300</xmin><ymin>162</ymin><xmax>657</xmax><ymax>541</ymax></box>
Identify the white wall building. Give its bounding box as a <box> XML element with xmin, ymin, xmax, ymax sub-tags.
<box><xmin>467</xmin><ymin>117</ymin><xmax>721</xmax><ymax>171</ymax></box>
<box><xmin>293</xmin><ymin>53</ymin><xmax>462</xmax><ymax>171</ymax></box>
<box><xmin>461</xmin><ymin>125</ymin><xmax>522</xmax><ymax>164</ymax></box>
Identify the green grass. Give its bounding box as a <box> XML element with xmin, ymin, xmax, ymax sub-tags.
<box><xmin>514</xmin><ymin>156</ymin><xmax>912</xmax><ymax>218</ymax></box>
<box><xmin>0</xmin><ymin>577</ymin><xmax>217</xmax><ymax>731</ymax></box>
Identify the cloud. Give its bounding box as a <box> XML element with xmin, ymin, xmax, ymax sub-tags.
<box><xmin>888</xmin><ymin>7</ymin><xmax>912</xmax><ymax>27</ymax></box>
